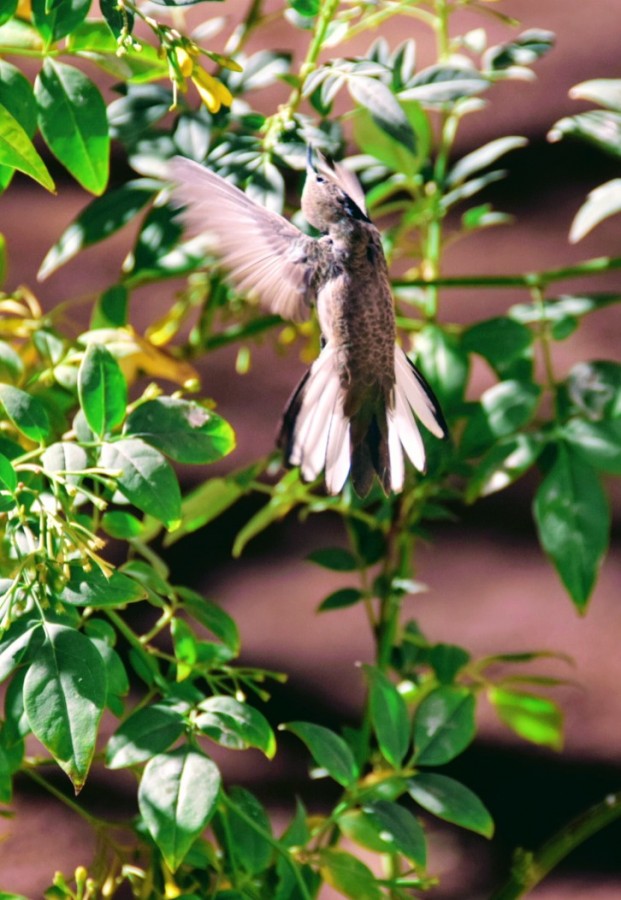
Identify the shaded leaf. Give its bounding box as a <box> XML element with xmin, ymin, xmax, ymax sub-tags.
<box><xmin>0</xmin><ymin>384</ymin><xmax>50</xmax><ymax>442</ymax></box>
<box><xmin>319</xmin><ymin>849</ymin><xmax>381</xmax><ymax>900</ymax></box>
<box><xmin>106</xmin><ymin>703</ymin><xmax>185</xmax><ymax>768</ymax></box>
<box><xmin>413</xmin><ymin>686</ymin><xmax>476</xmax><ymax>765</ymax></box>
<box><xmin>32</xmin><ymin>0</ymin><xmax>90</xmax><ymax>43</ymax></box>
<box><xmin>318</xmin><ymin>587</ymin><xmax>364</xmax><ymax>612</ymax></box>
<box><xmin>223</xmin><ymin>786</ymin><xmax>273</xmax><ymax>874</ymax></box>
<box><xmin>99</xmin><ymin>439</ymin><xmax>181</xmax><ymax>528</ymax></box>
<box><xmin>408</xmin><ymin>773</ymin><xmax>494</xmax><ymax>837</ymax></box>
<box><xmin>23</xmin><ymin>625</ymin><xmax>106</xmax><ymax>790</ymax></box>
<box><xmin>58</xmin><ymin>564</ymin><xmax>147</xmax><ymax>608</ymax></box>
<box><xmin>533</xmin><ymin>444</ymin><xmax>609</xmax><ymax>611</ymax></box>
<box><xmin>78</xmin><ymin>343</ymin><xmax>127</xmax><ymax>436</ymax></box>
<box><xmin>197</xmin><ymin>696</ymin><xmax>276</xmax><ymax>758</ymax></box>
<box><xmin>307</xmin><ymin>547</ymin><xmax>357</xmax><ymax>572</ymax></box>
<box><xmin>563</xmin><ymin>418</ymin><xmax>621</xmax><ymax>474</ymax></box>
<box><xmin>138</xmin><ymin>745</ymin><xmax>221</xmax><ymax>871</ymax></box>
<box><xmin>285</xmin><ymin>721</ymin><xmax>358</xmax><ymax>787</ymax></box>
<box><xmin>484</xmin><ymin>29</ymin><xmax>554</xmax><ymax>71</ymax></box>
<box><xmin>366</xmin><ymin>666</ymin><xmax>410</xmax><ymax>768</ymax></box>
<box><xmin>363</xmin><ymin>800</ymin><xmax>426</xmax><ymax>865</ymax></box>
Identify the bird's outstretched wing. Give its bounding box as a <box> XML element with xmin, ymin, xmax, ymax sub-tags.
<box><xmin>167</xmin><ymin>156</ymin><xmax>318</xmax><ymax>321</ymax></box>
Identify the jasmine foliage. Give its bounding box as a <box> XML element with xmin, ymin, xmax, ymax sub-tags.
<box><xmin>0</xmin><ymin>1</ymin><xmax>619</xmax><ymax>898</ymax></box>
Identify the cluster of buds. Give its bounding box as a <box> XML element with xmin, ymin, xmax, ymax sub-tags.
<box><xmin>168</xmin><ymin>40</ymin><xmax>240</xmax><ymax>114</ymax></box>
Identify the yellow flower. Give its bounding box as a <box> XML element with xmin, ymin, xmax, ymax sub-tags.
<box><xmin>174</xmin><ymin>46</ymin><xmax>195</xmax><ymax>78</ymax></box>
<box><xmin>191</xmin><ymin>67</ymin><xmax>233</xmax><ymax>114</ymax></box>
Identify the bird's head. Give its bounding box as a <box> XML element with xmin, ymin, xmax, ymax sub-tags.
<box><xmin>301</xmin><ymin>147</ymin><xmax>370</xmax><ymax>233</ymax></box>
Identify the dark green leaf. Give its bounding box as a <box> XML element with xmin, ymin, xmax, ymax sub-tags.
<box><xmin>366</xmin><ymin>666</ymin><xmax>410</xmax><ymax>768</ymax></box>
<box><xmin>177</xmin><ymin>589</ymin><xmax>240</xmax><ymax>654</ymax></box>
<box><xmin>408</xmin><ymin>773</ymin><xmax>494</xmax><ymax>837</ymax></box>
<box><xmin>466</xmin><ymin>434</ymin><xmax>542</xmax><ymax>501</ymax></box>
<box><xmin>428</xmin><ymin>644</ymin><xmax>471</xmax><ymax>684</ymax></box>
<box><xmin>533</xmin><ymin>444</ymin><xmax>609</xmax><ymax>611</ymax></box>
<box><xmin>23</xmin><ymin>624</ymin><xmax>106</xmax><ymax>790</ymax></box>
<box><xmin>285</xmin><ymin>722</ymin><xmax>358</xmax><ymax>787</ymax></box>
<box><xmin>0</xmin><ymin>103</ymin><xmax>54</xmax><ymax>192</ymax></box>
<box><xmin>565</xmin><ymin>361</ymin><xmax>621</xmax><ymax>419</ymax></box>
<box><xmin>563</xmin><ymin>418</ymin><xmax>621</xmax><ymax>474</ymax></box>
<box><xmin>307</xmin><ymin>547</ymin><xmax>357</xmax><ymax>571</ymax></box>
<box><xmin>319</xmin><ymin>849</ymin><xmax>381</xmax><ymax>900</ymax></box>
<box><xmin>488</xmin><ymin>687</ymin><xmax>563</xmax><ymax>750</ymax></box>
<box><xmin>0</xmin><ymin>618</ymin><xmax>42</xmax><ymax>683</ymax></box>
<box><xmin>461</xmin><ymin>380</ymin><xmax>541</xmax><ymax>457</ymax></box>
<box><xmin>101</xmin><ymin>510</ymin><xmax>143</xmax><ymax>539</ymax></box>
<box><xmin>224</xmin><ymin>786</ymin><xmax>273</xmax><ymax>874</ymax></box>
<box><xmin>413</xmin><ymin>686</ymin><xmax>476</xmax><ymax>765</ymax></box>
<box><xmin>32</xmin><ymin>0</ymin><xmax>90</xmax><ymax>43</ymax></box>
<box><xmin>106</xmin><ymin>703</ymin><xmax>185</xmax><ymax>768</ymax></box>
<box><xmin>38</xmin><ymin>180</ymin><xmax>157</xmax><ymax>279</ymax></box>
<box><xmin>35</xmin><ymin>59</ymin><xmax>109</xmax><ymax>194</ymax></box>
<box><xmin>484</xmin><ymin>29</ymin><xmax>555</xmax><ymax>71</ymax></box>
<box><xmin>78</xmin><ymin>343</ymin><xmax>127</xmax><ymax>436</ymax></box>
<box><xmin>125</xmin><ymin>398</ymin><xmax>235</xmax><ymax>464</ymax></box>
<box><xmin>99</xmin><ymin>439</ymin><xmax>182</xmax><ymax>528</ymax></box>
<box><xmin>362</xmin><ymin>800</ymin><xmax>426</xmax><ymax>866</ymax></box>
<box><xmin>0</xmin><ymin>451</ymin><xmax>16</xmax><ymax>493</ymax></box>
<box><xmin>197</xmin><ymin>696</ymin><xmax>276</xmax><ymax>758</ymax></box>
<box><xmin>138</xmin><ymin>744</ymin><xmax>221</xmax><ymax>871</ymax></box>
<box><xmin>413</xmin><ymin>326</ymin><xmax>469</xmax><ymax>411</ymax></box>
<box><xmin>354</xmin><ymin>102</ymin><xmax>429</xmax><ymax>177</ymax></box>
<box><xmin>0</xmin><ymin>384</ymin><xmax>50</xmax><ymax>442</ymax></box>
<box><xmin>100</xmin><ymin>0</ymin><xmax>135</xmax><ymax>38</ymax></box>
<box><xmin>289</xmin><ymin>0</ymin><xmax>319</xmax><ymax>16</ymax></box>
<box><xmin>462</xmin><ymin>316</ymin><xmax>533</xmax><ymax>378</ymax></box>
<box><xmin>318</xmin><ymin>588</ymin><xmax>364</xmax><ymax>612</ymax></box>
<box><xmin>58</xmin><ymin>564</ymin><xmax>147</xmax><ymax>608</ymax></box>
<box><xmin>0</xmin><ymin>1</ymin><xmax>17</xmax><ymax>27</ymax></box>
<box><xmin>91</xmin><ymin>284</ymin><xmax>128</xmax><ymax>329</ymax></box>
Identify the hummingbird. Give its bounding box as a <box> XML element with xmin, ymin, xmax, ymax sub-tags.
<box><xmin>167</xmin><ymin>150</ymin><xmax>447</xmax><ymax>496</ymax></box>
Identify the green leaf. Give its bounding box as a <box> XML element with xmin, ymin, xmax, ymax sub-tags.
<box><xmin>100</xmin><ymin>0</ymin><xmax>135</xmax><ymax>38</ymax></box>
<box><xmin>32</xmin><ymin>0</ymin><xmax>90</xmax><ymax>43</ymax></box>
<box><xmin>548</xmin><ymin>110</ymin><xmax>621</xmax><ymax>160</ymax></box>
<box><xmin>38</xmin><ymin>179</ymin><xmax>157</xmax><ymax>279</ymax></box>
<box><xmin>92</xmin><ymin>284</ymin><xmax>129</xmax><ymax>329</ymax></box>
<box><xmin>563</xmin><ymin>418</ymin><xmax>621</xmax><ymax>474</ymax></box>
<box><xmin>461</xmin><ymin>380</ymin><xmax>541</xmax><ymax>457</ymax></box>
<box><xmin>125</xmin><ymin>398</ymin><xmax>235</xmax><ymax>464</ymax></box>
<box><xmin>565</xmin><ymin>361</ymin><xmax>621</xmax><ymax>419</ymax></box>
<box><xmin>164</xmin><ymin>477</ymin><xmax>245</xmax><ymax>546</ymax></box>
<box><xmin>41</xmin><ymin>441</ymin><xmax>88</xmax><ymax>488</ymax></box>
<box><xmin>319</xmin><ymin>849</ymin><xmax>381</xmax><ymax>900</ymax></box>
<box><xmin>0</xmin><ymin>60</ymin><xmax>38</xmax><ymax>191</ymax></box>
<box><xmin>354</xmin><ymin>103</ymin><xmax>429</xmax><ymax>177</ymax></box>
<box><xmin>428</xmin><ymin>643</ymin><xmax>471</xmax><ymax>684</ymax></box>
<box><xmin>58</xmin><ymin>564</ymin><xmax>147</xmax><ymax>608</ymax></box>
<box><xmin>366</xmin><ymin>666</ymin><xmax>410</xmax><ymax>768</ymax></box>
<box><xmin>178</xmin><ymin>588</ymin><xmax>240</xmax><ymax>654</ymax></box>
<box><xmin>0</xmin><ymin>103</ymin><xmax>54</xmax><ymax>192</ymax></box>
<box><xmin>101</xmin><ymin>509</ymin><xmax>143</xmax><ymax>539</ymax></box>
<box><xmin>67</xmin><ymin>23</ymin><xmax>168</xmax><ymax>83</ymax></box>
<box><xmin>533</xmin><ymin>443</ymin><xmax>609</xmax><ymax>611</ymax></box>
<box><xmin>35</xmin><ymin>59</ymin><xmax>109</xmax><ymax>194</ymax></box>
<box><xmin>413</xmin><ymin>686</ymin><xmax>476</xmax><ymax>765</ymax></box>
<box><xmin>413</xmin><ymin>326</ymin><xmax>469</xmax><ymax>411</ymax></box>
<box><xmin>446</xmin><ymin>137</ymin><xmax>528</xmax><ymax>187</ymax></box>
<box><xmin>488</xmin><ymin>687</ymin><xmax>563</xmax><ymax>750</ymax></box>
<box><xmin>23</xmin><ymin>624</ymin><xmax>106</xmax><ymax>791</ymax></box>
<box><xmin>408</xmin><ymin>773</ymin><xmax>494</xmax><ymax>837</ymax></box>
<box><xmin>569</xmin><ymin>78</ymin><xmax>621</xmax><ymax>112</ymax></box>
<box><xmin>362</xmin><ymin>800</ymin><xmax>426</xmax><ymax>866</ymax></box>
<box><xmin>307</xmin><ymin>547</ymin><xmax>357</xmax><ymax>571</ymax></box>
<box><xmin>466</xmin><ymin>434</ymin><xmax>542</xmax><ymax>501</ymax></box>
<box><xmin>171</xmin><ymin>618</ymin><xmax>198</xmax><ymax>681</ymax></box>
<box><xmin>78</xmin><ymin>343</ymin><xmax>127</xmax><ymax>437</ymax></box>
<box><xmin>569</xmin><ymin>178</ymin><xmax>621</xmax><ymax>243</ymax></box>
<box><xmin>138</xmin><ymin>744</ymin><xmax>221</xmax><ymax>871</ymax></box>
<box><xmin>289</xmin><ymin>0</ymin><xmax>319</xmax><ymax>16</ymax></box>
<box><xmin>223</xmin><ymin>786</ymin><xmax>273</xmax><ymax>874</ymax></box>
<box><xmin>0</xmin><ymin>384</ymin><xmax>50</xmax><ymax>442</ymax></box>
<box><xmin>0</xmin><ymin>0</ymin><xmax>17</xmax><ymax>27</ymax></box>
<box><xmin>484</xmin><ymin>29</ymin><xmax>555</xmax><ymax>71</ymax></box>
<box><xmin>400</xmin><ymin>64</ymin><xmax>489</xmax><ymax>105</ymax></box>
<box><xmin>0</xmin><ymin>339</ymin><xmax>24</xmax><ymax>382</ymax></box>
<box><xmin>0</xmin><ymin>451</ymin><xmax>16</xmax><ymax>493</ymax></box>
<box><xmin>106</xmin><ymin>703</ymin><xmax>185</xmax><ymax>768</ymax></box>
<box><xmin>99</xmin><ymin>438</ymin><xmax>182</xmax><ymax>528</ymax></box>
<box><xmin>347</xmin><ymin>74</ymin><xmax>416</xmax><ymax>154</ymax></box>
<box><xmin>318</xmin><ymin>587</ymin><xmax>364</xmax><ymax>612</ymax></box>
<box><xmin>462</xmin><ymin>316</ymin><xmax>533</xmax><ymax>378</ymax></box>
<box><xmin>0</xmin><ymin>618</ymin><xmax>42</xmax><ymax>683</ymax></box>
<box><xmin>285</xmin><ymin>722</ymin><xmax>358</xmax><ymax>787</ymax></box>
<box><xmin>196</xmin><ymin>696</ymin><xmax>276</xmax><ymax>758</ymax></box>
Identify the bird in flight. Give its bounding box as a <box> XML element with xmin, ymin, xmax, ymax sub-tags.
<box><xmin>167</xmin><ymin>150</ymin><xmax>447</xmax><ymax>496</ymax></box>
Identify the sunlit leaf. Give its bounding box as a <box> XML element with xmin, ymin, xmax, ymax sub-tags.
<box><xmin>488</xmin><ymin>687</ymin><xmax>563</xmax><ymax>750</ymax></box>
<box><xmin>569</xmin><ymin>178</ymin><xmax>621</xmax><ymax>242</ymax></box>
<box><xmin>0</xmin><ymin>104</ymin><xmax>54</xmax><ymax>193</ymax></box>
<box><xmin>125</xmin><ymin>397</ymin><xmax>235</xmax><ymax>464</ymax></box>
<box><xmin>99</xmin><ymin>439</ymin><xmax>182</xmax><ymax>528</ymax></box>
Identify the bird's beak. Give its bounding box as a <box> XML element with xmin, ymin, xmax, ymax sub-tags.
<box><xmin>306</xmin><ymin>144</ymin><xmax>318</xmax><ymax>175</ymax></box>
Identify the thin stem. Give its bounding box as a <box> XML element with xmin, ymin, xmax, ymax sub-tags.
<box><xmin>24</xmin><ymin>767</ymin><xmax>101</xmax><ymax>828</ymax></box>
<box><xmin>225</xmin><ymin>0</ymin><xmax>265</xmax><ymax>56</ymax></box>
<box><xmin>340</xmin><ymin>1</ymin><xmax>436</xmax><ymax>44</ymax></box>
<box><xmin>221</xmin><ymin>793</ymin><xmax>313</xmax><ymax>900</ymax></box>
<box><xmin>394</xmin><ymin>254</ymin><xmax>621</xmax><ymax>290</ymax></box>
<box><xmin>531</xmin><ymin>285</ymin><xmax>559</xmax><ymax>421</ymax></box>
<box><xmin>490</xmin><ymin>792</ymin><xmax>621</xmax><ymax>899</ymax></box>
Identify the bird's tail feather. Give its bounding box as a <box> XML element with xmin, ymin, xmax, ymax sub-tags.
<box><xmin>279</xmin><ymin>344</ymin><xmax>447</xmax><ymax>495</ymax></box>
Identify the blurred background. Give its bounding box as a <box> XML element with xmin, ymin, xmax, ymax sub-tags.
<box><xmin>1</xmin><ymin>0</ymin><xmax>621</xmax><ymax>896</ymax></box>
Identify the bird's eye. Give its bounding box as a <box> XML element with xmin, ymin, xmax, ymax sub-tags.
<box><xmin>315</xmin><ymin>175</ymin><xmax>325</xmax><ymax>183</ymax></box>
